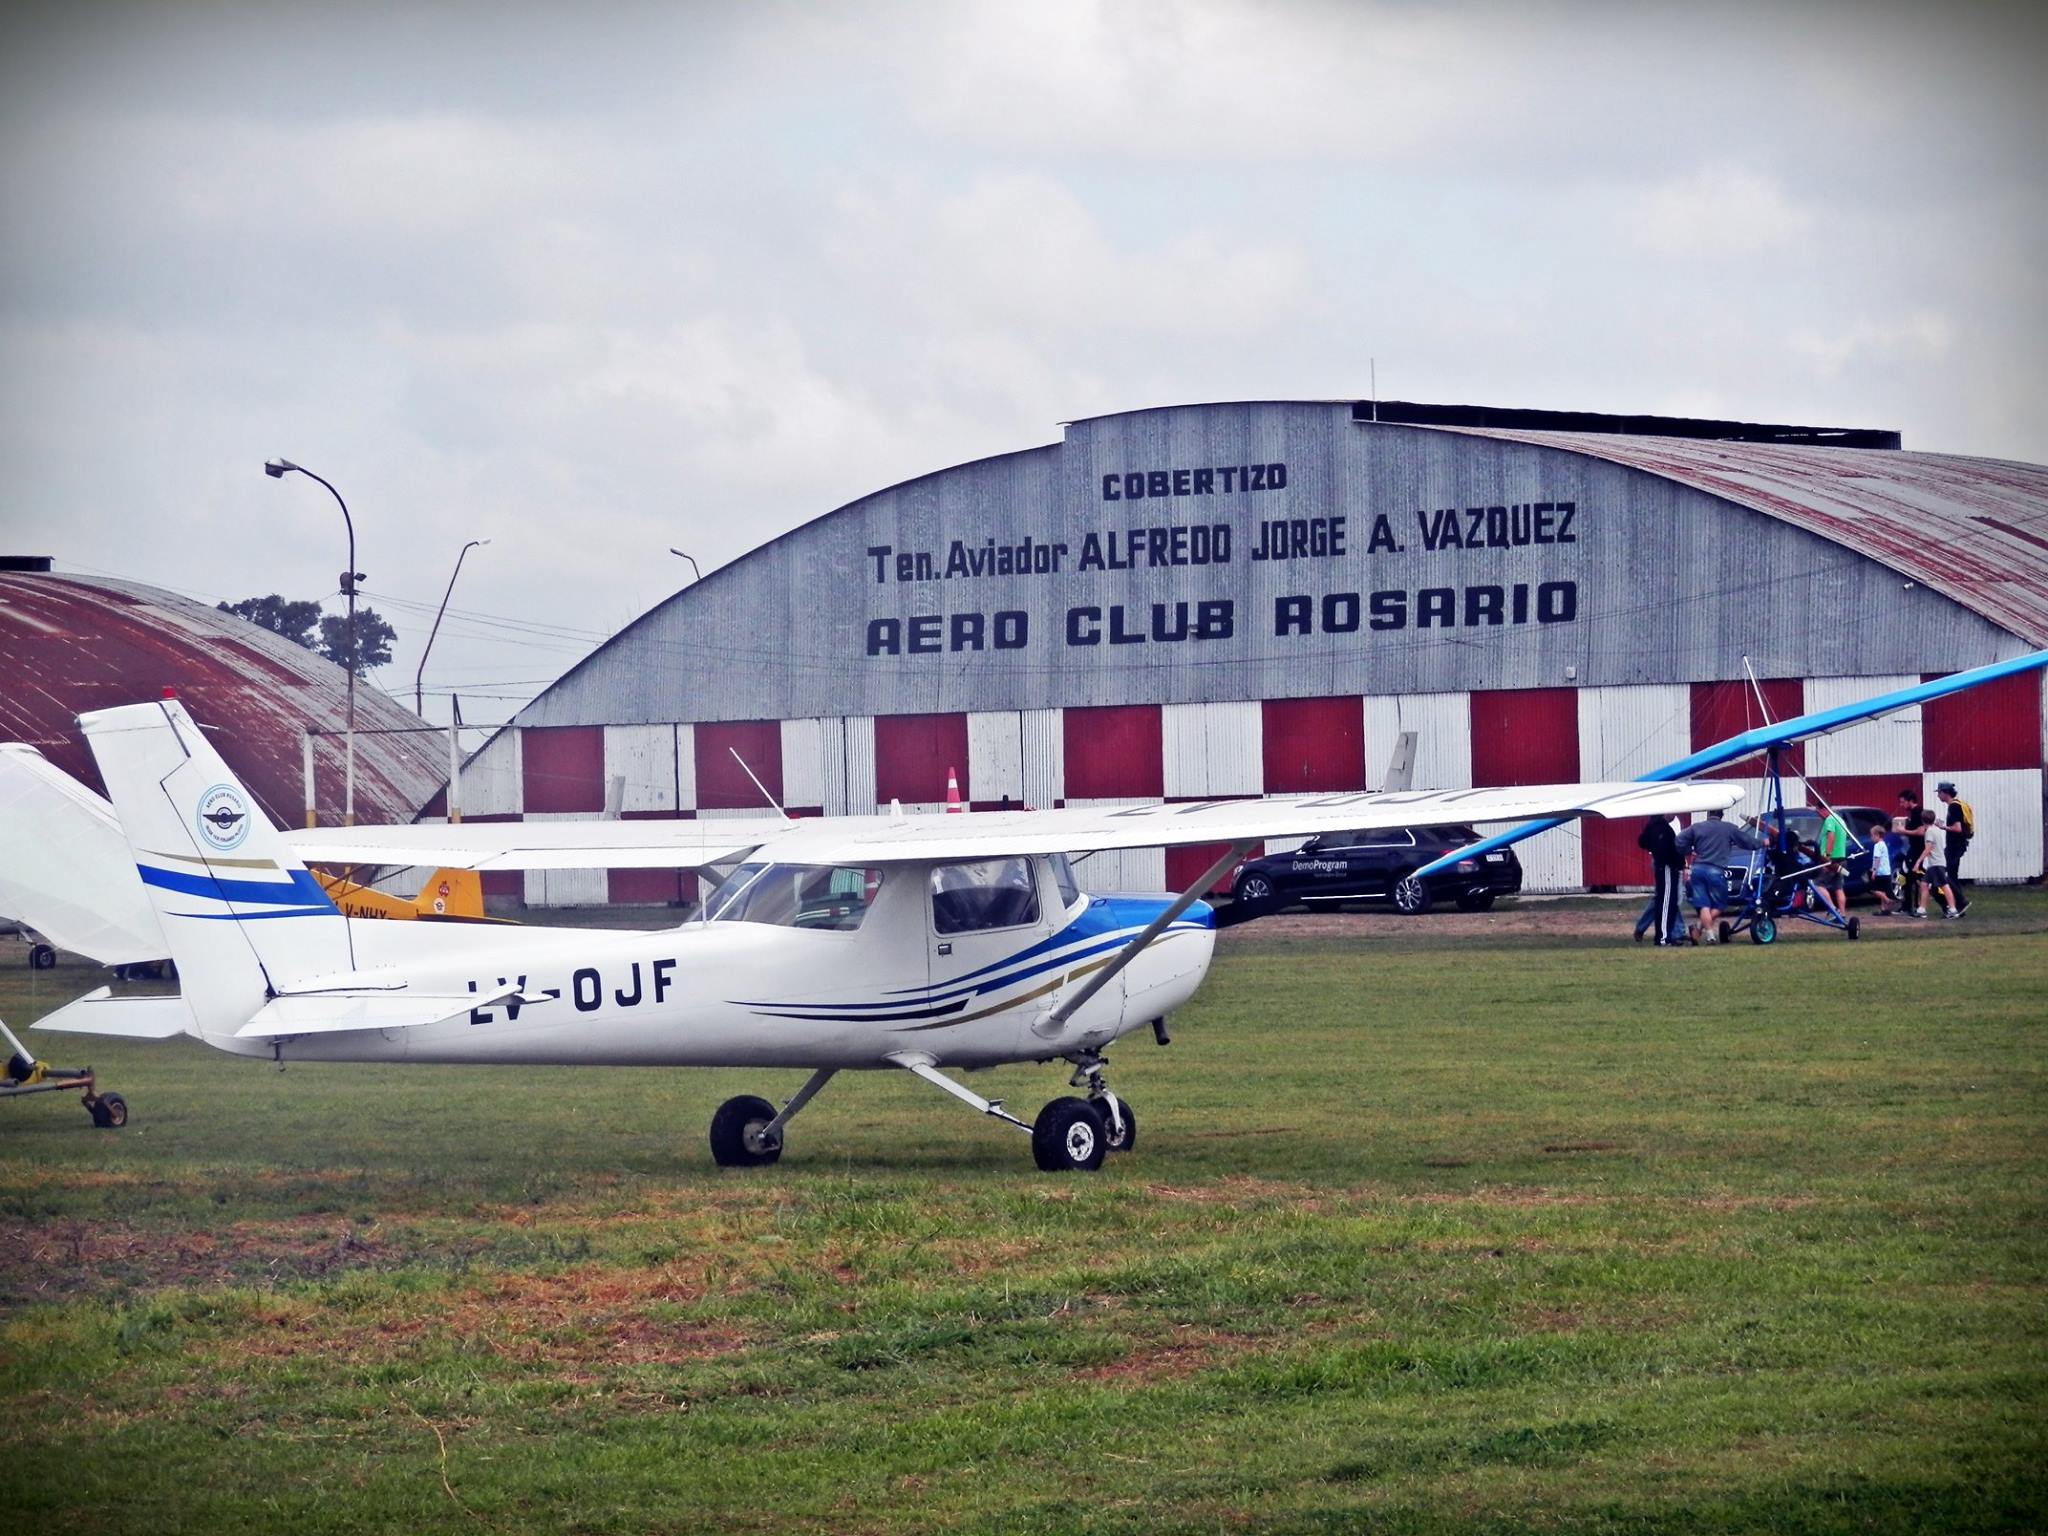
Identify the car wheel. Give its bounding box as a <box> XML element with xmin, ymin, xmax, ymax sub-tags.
<box><xmin>1454</xmin><ymin>891</ymin><xmax>1495</xmax><ymax>912</ymax></box>
<box><xmin>1233</xmin><ymin>873</ymin><xmax>1277</xmax><ymax>914</ymax></box>
<box><xmin>1391</xmin><ymin>876</ymin><xmax>1434</xmax><ymax>915</ymax></box>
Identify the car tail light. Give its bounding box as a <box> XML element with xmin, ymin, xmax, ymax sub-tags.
<box><xmin>1456</xmin><ymin>859</ymin><xmax>1478</xmax><ymax>873</ymax></box>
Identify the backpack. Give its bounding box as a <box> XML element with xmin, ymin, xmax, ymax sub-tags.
<box><xmin>1953</xmin><ymin>798</ymin><xmax>1974</xmax><ymax>839</ymax></box>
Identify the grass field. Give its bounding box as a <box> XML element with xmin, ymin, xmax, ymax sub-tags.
<box><xmin>2</xmin><ymin>891</ymin><xmax>2044</xmax><ymax>1534</ymax></box>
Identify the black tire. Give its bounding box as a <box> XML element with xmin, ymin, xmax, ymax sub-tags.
<box><xmin>1232</xmin><ymin>873</ymin><xmax>1277</xmax><ymax>914</ymax></box>
<box><xmin>90</xmin><ymin>1093</ymin><xmax>127</xmax><ymax>1129</ymax></box>
<box><xmin>1032</xmin><ymin>1098</ymin><xmax>1107</xmax><ymax>1173</ymax></box>
<box><xmin>30</xmin><ymin>944</ymin><xmax>56</xmax><ymax>970</ymax></box>
<box><xmin>1750</xmin><ymin>914</ymin><xmax>1777</xmax><ymax>945</ymax></box>
<box><xmin>1846</xmin><ymin>916</ymin><xmax>1860</xmax><ymax>941</ymax></box>
<box><xmin>1717</xmin><ymin>921</ymin><xmax>1733</xmax><ymax>944</ymax></box>
<box><xmin>1099</xmin><ymin>1098</ymin><xmax>1137</xmax><ymax>1154</ymax></box>
<box><xmin>1391</xmin><ymin>876</ymin><xmax>1434</xmax><ymax>915</ymax></box>
<box><xmin>708</xmin><ymin>1094</ymin><xmax>782</xmax><ymax>1168</ymax></box>
<box><xmin>1454</xmin><ymin>891</ymin><xmax>1496</xmax><ymax>913</ymax></box>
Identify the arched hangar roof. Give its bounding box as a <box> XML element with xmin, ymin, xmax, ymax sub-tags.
<box><xmin>0</xmin><ymin>569</ymin><xmax>446</xmax><ymax>827</ymax></box>
<box><xmin>1443</xmin><ymin>428</ymin><xmax>2048</xmax><ymax>647</ymax></box>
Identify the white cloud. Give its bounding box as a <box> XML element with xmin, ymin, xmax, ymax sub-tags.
<box><xmin>1625</xmin><ymin>165</ymin><xmax>1815</xmax><ymax>259</ymax></box>
<box><xmin>1790</xmin><ymin>312</ymin><xmax>1953</xmax><ymax>380</ymax></box>
<box><xmin>829</xmin><ymin>170</ymin><xmax>1307</xmax><ymax>337</ymax></box>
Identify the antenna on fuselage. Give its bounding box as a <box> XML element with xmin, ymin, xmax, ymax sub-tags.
<box><xmin>729</xmin><ymin>749</ymin><xmax>789</xmax><ymax>821</ymax></box>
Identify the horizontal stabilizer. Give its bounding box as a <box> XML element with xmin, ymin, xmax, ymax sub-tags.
<box><xmin>33</xmin><ymin>988</ymin><xmax>192</xmax><ymax>1039</ymax></box>
<box><xmin>234</xmin><ymin>983</ymin><xmax>546</xmax><ymax>1039</ymax></box>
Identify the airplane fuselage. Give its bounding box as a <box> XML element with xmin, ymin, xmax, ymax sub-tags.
<box><xmin>195</xmin><ymin>864</ymin><xmax>1215</xmax><ymax>1072</ymax></box>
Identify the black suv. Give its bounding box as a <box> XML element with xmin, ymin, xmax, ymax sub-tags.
<box><xmin>1229</xmin><ymin>824</ymin><xmax>1522</xmax><ymax>916</ymax></box>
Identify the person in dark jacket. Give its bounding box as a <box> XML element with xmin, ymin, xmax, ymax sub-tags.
<box><xmin>1632</xmin><ymin>815</ymin><xmax>1686</xmax><ymax>946</ymax></box>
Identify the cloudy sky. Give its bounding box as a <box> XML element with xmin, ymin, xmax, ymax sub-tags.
<box><xmin>3</xmin><ymin>0</ymin><xmax>2042</xmax><ymax>728</ymax></box>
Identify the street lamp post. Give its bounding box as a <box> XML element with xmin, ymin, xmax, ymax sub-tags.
<box><xmin>668</xmin><ymin>549</ymin><xmax>701</xmax><ymax>583</ymax></box>
<box><xmin>415</xmin><ymin>538</ymin><xmax>489</xmax><ymax>716</ymax></box>
<box><xmin>265</xmin><ymin>458</ymin><xmax>363</xmax><ymax>826</ymax></box>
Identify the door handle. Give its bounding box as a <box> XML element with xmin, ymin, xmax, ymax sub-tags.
<box><xmin>936</xmin><ymin>942</ymin><xmax>952</xmax><ymax>955</ymax></box>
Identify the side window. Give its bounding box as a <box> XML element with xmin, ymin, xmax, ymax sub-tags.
<box><xmin>1362</xmin><ymin>828</ymin><xmax>1417</xmax><ymax>849</ymax></box>
<box><xmin>931</xmin><ymin>857</ymin><xmax>1042</xmax><ymax>935</ymax></box>
<box><xmin>1048</xmin><ymin>852</ymin><xmax>1083</xmax><ymax>909</ymax></box>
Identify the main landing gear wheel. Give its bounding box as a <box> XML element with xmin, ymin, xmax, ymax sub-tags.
<box><xmin>1392</xmin><ymin>876</ymin><xmax>1434</xmax><ymax>915</ymax></box>
<box><xmin>1032</xmin><ymin>1098</ymin><xmax>1107</xmax><ymax>1173</ymax></box>
<box><xmin>1717</xmin><ymin>921</ymin><xmax>1734</xmax><ymax>944</ymax></box>
<box><xmin>709</xmin><ymin>1094</ymin><xmax>782</xmax><ymax>1168</ymax></box>
<box><xmin>1846</xmin><ymin>916</ymin><xmax>1861</xmax><ymax>940</ymax></box>
<box><xmin>1100</xmin><ymin>1099</ymin><xmax>1137</xmax><ymax>1153</ymax></box>
<box><xmin>29</xmin><ymin>944</ymin><xmax>55</xmax><ymax>970</ymax></box>
<box><xmin>88</xmin><ymin>1093</ymin><xmax>127</xmax><ymax>1129</ymax></box>
<box><xmin>1749</xmin><ymin>914</ymin><xmax>1777</xmax><ymax>945</ymax></box>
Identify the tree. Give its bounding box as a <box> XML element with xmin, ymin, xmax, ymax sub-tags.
<box><xmin>319</xmin><ymin>608</ymin><xmax>396</xmax><ymax>674</ymax></box>
<box><xmin>216</xmin><ymin>595</ymin><xmax>322</xmax><ymax>649</ymax></box>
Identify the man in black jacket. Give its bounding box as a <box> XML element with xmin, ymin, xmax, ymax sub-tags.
<box><xmin>1633</xmin><ymin>815</ymin><xmax>1686</xmax><ymax>946</ymax></box>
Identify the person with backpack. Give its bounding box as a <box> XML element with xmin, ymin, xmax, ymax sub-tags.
<box><xmin>1936</xmin><ymin>782</ymin><xmax>1974</xmax><ymax>910</ymax></box>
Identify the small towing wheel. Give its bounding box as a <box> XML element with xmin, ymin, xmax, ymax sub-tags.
<box><xmin>1717</xmin><ymin>921</ymin><xmax>1734</xmax><ymax>944</ymax></box>
<box><xmin>708</xmin><ymin>1094</ymin><xmax>782</xmax><ymax>1168</ymax></box>
<box><xmin>90</xmin><ymin>1093</ymin><xmax>127</xmax><ymax>1129</ymax></box>
<box><xmin>1033</xmin><ymin>1098</ymin><xmax>1107</xmax><ymax>1173</ymax></box>
<box><xmin>1846</xmin><ymin>916</ymin><xmax>1861</xmax><ymax>941</ymax></box>
<box><xmin>30</xmin><ymin>944</ymin><xmax>56</xmax><ymax>970</ymax></box>
<box><xmin>1750</xmin><ymin>914</ymin><xmax>1777</xmax><ymax>945</ymax></box>
<box><xmin>1100</xmin><ymin>1099</ymin><xmax>1137</xmax><ymax>1154</ymax></box>
<box><xmin>1392</xmin><ymin>876</ymin><xmax>1434</xmax><ymax>916</ymax></box>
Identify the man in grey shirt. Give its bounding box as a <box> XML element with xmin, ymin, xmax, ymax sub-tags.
<box><xmin>1675</xmin><ymin>809</ymin><xmax>1765</xmax><ymax>944</ymax></box>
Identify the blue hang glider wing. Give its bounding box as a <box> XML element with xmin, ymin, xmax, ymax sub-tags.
<box><xmin>1407</xmin><ymin>649</ymin><xmax>2048</xmax><ymax>881</ymax></box>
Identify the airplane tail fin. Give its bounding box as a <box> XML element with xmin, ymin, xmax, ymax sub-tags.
<box><xmin>415</xmin><ymin>867</ymin><xmax>486</xmax><ymax>919</ymax></box>
<box><xmin>79</xmin><ymin>700</ymin><xmax>352</xmax><ymax>1036</ymax></box>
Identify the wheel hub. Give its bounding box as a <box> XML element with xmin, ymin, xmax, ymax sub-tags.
<box><xmin>1064</xmin><ymin>1120</ymin><xmax>1097</xmax><ymax>1161</ymax></box>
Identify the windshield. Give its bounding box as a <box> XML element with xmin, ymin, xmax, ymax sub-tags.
<box><xmin>706</xmin><ymin>863</ymin><xmax>884</xmax><ymax>931</ymax></box>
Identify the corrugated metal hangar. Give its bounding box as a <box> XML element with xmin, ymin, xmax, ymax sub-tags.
<box><xmin>0</xmin><ymin>565</ymin><xmax>445</xmax><ymax>828</ymax></box>
<box><xmin>448</xmin><ymin>400</ymin><xmax>2048</xmax><ymax>906</ymax></box>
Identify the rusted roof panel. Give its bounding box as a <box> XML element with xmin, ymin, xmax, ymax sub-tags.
<box><xmin>0</xmin><ymin>572</ymin><xmax>446</xmax><ymax>827</ymax></box>
<box><xmin>1438</xmin><ymin>429</ymin><xmax>2048</xmax><ymax>647</ymax></box>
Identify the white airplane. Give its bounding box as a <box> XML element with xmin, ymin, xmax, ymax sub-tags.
<box><xmin>40</xmin><ymin>698</ymin><xmax>1738</xmax><ymax>1171</ymax></box>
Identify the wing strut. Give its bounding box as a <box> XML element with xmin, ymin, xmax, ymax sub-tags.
<box><xmin>1039</xmin><ymin>840</ymin><xmax>1253</xmax><ymax>1034</ymax></box>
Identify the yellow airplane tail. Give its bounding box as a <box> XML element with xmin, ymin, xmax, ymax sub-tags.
<box><xmin>313</xmin><ymin>867</ymin><xmax>494</xmax><ymax>922</ymax></box>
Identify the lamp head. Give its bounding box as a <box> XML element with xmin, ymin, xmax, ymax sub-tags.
<box><xmin>264</xmin><ymin>458</ymin><xmax>297</xmax><ymax>478</ymax></box>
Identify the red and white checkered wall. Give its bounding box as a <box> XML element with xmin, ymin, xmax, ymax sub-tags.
<box><xmin>466</xmin><ymin>670</ymin><xmax>2045</xmax><ymax>904</ymax></box>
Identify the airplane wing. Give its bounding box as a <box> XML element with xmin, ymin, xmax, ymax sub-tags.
<box><xmin>752</xmin><ymin>780</ymin><xmax>1742</xmax><ymax>865</ymax></box>
<box><xmin>287</xmin><ymin>818</ymin><xmax>792</xmax><ymax>871</ymax></box>
<box><xmin>1407</xmin><ymin>647</ymin><xmax>2048</xmax><ymax>881</ymax></box>
<box><xmin>0</xmin><ymin>744</ymin><xmax>168</xmax><ymax>965</ymax></box>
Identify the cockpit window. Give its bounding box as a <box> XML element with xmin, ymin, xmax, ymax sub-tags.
<box><xmin>707</xmin><ymin>864</ymin><xmax>883</xmax><ymax>931</ymax></box>
<box><xmin>931</xmin><ymin>857</ymin><xmax>1041</xmax><ymax>935</ymax></box>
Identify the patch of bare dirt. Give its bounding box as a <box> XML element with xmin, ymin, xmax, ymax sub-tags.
<box><xmin>1076</xmin><ymin>1327</ymin><xmax>1265</xmax><ymax>1385</ymax></box>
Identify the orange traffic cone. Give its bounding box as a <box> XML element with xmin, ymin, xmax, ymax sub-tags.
<box><xmin>945</xmin><ymin>767</ymin><xmax>963</xmax><ymax>813</ymax></box>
